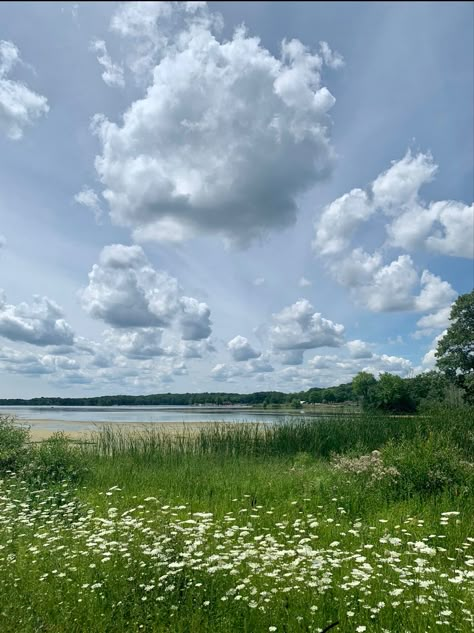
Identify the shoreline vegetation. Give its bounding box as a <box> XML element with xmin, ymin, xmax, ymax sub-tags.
<box><xmin>1</xmin><ymin>407</ymin><xmax>473</xmax><ymax>632</ymax></box>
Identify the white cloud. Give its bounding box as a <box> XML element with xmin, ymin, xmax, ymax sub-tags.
<box><xmin>0</xmin><ymin>346</ymin><xmax>53</xmax><ymax>375</ymax></box>
<box><xmin>0</xmin><ymin>40</ymin><xmax>49</xmax><ymax>140</ymax></box>
<box><xmin>74</xmin><ymin>187</ymin><xmax>103</xmax><ymax>222</ymax></box>
<box><xmin>94</xmin><ymin>6</ymin><xmax>337</xmax><ymax>246</ymax></box>
<box><xmin>360</xmin><ymin>255</ymin><xmax>420</xmax><ymax>312</ymax></box>
<box><xmin>210</xmin><ymin>352</ymin><xmax>273</xmax><ymax>382</ymax></box>
<box><xmin>245</xmin><ymin>354</ymin><xmax>274</xmax><ymax>374</ymax></box>
<box><xmin>417</xmin><ymin>331</ymin><xmax>446</xmax><ymax>371</ymax></box>
<box><xmin>227</xmin><ymin>335</ymin><xmax>260</xmax><ymax>361</ymax></box>
<box><xmin>415</xmin><ymin>305</ymin><xmax>452</xmax><ymax>337</ymax></box>
<box><xmin>80</xmin><ymin>244</ymin><xmax>212</xmax><ymax>342</ymax></box>
<box><xmin>104</xmin><ymin>328</ymin><xmax>166</xmax><ymax>359</ymax></box>
<box><xmin>175</xmin><ymin>338</ymin><xmax>216</xmax><ymax>358</ymax></box>
<box><xmin>313</xmin><ymin>188</ymin><xmax>373</xmax><ymax>255</ymax></box>
<box><xmin>315</xmin><ymin>149</ymin><xmax>473</xmax><ymax>262</ymax></box>
<box><xmin>179</xmin><ymin>296</ymin><xmax>211</xmax><ymax>340</ymax></box>
<box><xmin>90</xmin><ymin>40</ymin><xmax>125</xmax><ymax>88</ymax></box>
<box><xmin>253</xmin><ymin>277</ymin><xmax>265</xmax><ymax>287</ymax></box>
<box><xmin>210</xmin><ymin>362</ymin><xmax>241</xmax><ymax>383</ymax></box>
<box><xmin>372</xmin><ymin>150</ymin><xmax>437</xmax><ymax>212</ymax></box>
<box><xmin>80</xmin><ymin>244</ymin><xmax>180</xmax><ymax>328</ymax></box>
<box><xmin>330</xmin><ymin>248</ymin><xmax>383</xmax><ymax>288</ymax></box>
<box><xmin>269</xmin><ymin>299</ymin><xmax>344</xmax><ymax>364</ymax></box>
<box><xmin>388</xmin><ymin>200</ymin><xmax>474</xmax><ymax>259</ymax></box>
<box><xmin>298</xmin><ymin>276</ymin><xmax>312</xmax><ymax>287</ymax></box>
<box><xmin>330</xmin><ymin>251</ymin><xmax>456</xmax><ymax>314</ymax></box>
<box><xmin>319</xmin><ymin>41</ymin><xmax>344</xmax><ymax>69</ymax></box>
<box><xmin>414</xmin><ymin>270</ymin><xmax>457</xmax><ymax>312</ymax></box>
<box><xmin>0</xmin><ymin>291</ymin><xmax>74</xmax><ymax>346</ymax></box>
<box><xmin>346</xmin><ymin>339</ymin><xmax>373</xmax><ymax>359</ymax></box>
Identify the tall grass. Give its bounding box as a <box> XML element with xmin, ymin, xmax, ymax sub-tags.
<box><xmin>86</xmin><ymin>406</ymin><xmax>474</xmax><ymax>462</ymax></box>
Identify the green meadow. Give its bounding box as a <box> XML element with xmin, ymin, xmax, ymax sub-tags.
<box><xmin>0</xmin><ymin>409</ymin><xmax>473</xmax><ymax>632</ymax></box>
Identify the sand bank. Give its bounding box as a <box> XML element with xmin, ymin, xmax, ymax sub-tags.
<box><xmin>16</xmin><ymin>419</ymin><xmax>223</xmax><ymax>442</ymax></box>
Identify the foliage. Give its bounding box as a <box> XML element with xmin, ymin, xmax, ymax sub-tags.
<box><xmin>383</xmin><ymin>432</ymin><xmax>474</xmax><ymax>497</ymax></box>
<box><xmin>436</xmin><ymin>289</ymin><xmax>474</xmax><ymax>401</ymax></box>
<box><xmin>352</xmin><ymin>371</ymin><xmax>377</xmax><ymax>408</ymax></box>
<box><xmin>25</xmin><ymin>432</ymin><xmax>87</xmax><ymax>485</ymax></box>
<box><xmin>0</xmin><ymin>416</ymin><xmax>30</xmax><ymax>472</ymax></box>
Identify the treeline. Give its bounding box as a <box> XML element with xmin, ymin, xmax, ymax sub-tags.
<box><xmin>0</xmin><ymin>371</ymin><xmax>464</xmax><ymax>412</ymax></box>
<box><xmin>0</xmin><ymin>388</ymin><xmax>347</xmax><ymax>408</ymax></box>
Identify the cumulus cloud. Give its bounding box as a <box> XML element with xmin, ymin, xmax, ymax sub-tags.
<box><xmin>387</xmin><ymin>200</ymin><xmax>474</xmax><ymax>259</ymax></box>
<box><xmin>80</xmin><ymin>244</ymin><xmax>212</xmax><ymax>342</ymax></box>
<box><xmin>210</xmin><ymin>363</ymin><xmax>240</xmax><ymax>383</ymax></box>
<box><xmin>210</xmin><ymin>352</ymin><xmax>273</xmax><ymax>382</ymax></box>
<box><xmin>175</xmin><ymin>338</ymin><xmax>216</xmax><ymax>359</ymax></box>
<box><xmin>104</xmin><ymin>328</ymin><xmax>166</xmax><ymax>359</ymax></box>
<box><xmin>80</xmin><ymin>244</ymin><xmax>180</xmax><ymax>328</ymax></box>
<box><xmin>372</xmin><ymin>150</ymin><xmax>437</xmax><ymax>212</ymax></box>
<box><xmin>74</xmin><ymin>187</ymin><xmax>104</xmax><ymax>222</ymax></box>
<box><xmin>0</xmin><ymin>40</ymin><xmax>49</xmax><ymax>140</ymax></box>
<box><xmin>179</xmin><ymin>296</ymin><xmax>211</xmax><ymax>340</ymax></box>
<box><xmin>269</xmin><ymin>299</ymin><xmax>344</xmax><ymax>364</ymax></box>
<box><xmin>329</xmin><ymin>250</ymin><xmax>456</xmax><ymax>314</ymax></box>
<box><xmin>0</xmin><ymin>291</ymin><xmax>74</xmax><ymax>346</ymax></box>
<box><xmin>313</xmin><ymin>188</ymin><xmax>373</xmax><ymax>255</ymax></box>
<box><xmin>227</xmin><ymin>335</ymin><xmax>260</xmax><ymax>362</ymax></box>
<box><xmin>415</xmin><ymin>305</ymin><xmax>452</xmax><ymax>337</ymax></box>
<box><xmin>90</xmin><ymin>40</ymin><xmax>125</xmax><ymax>88</ymax></box>
<box><xmin>346</xmin><ymin>339</ymin><xmax>373</xmax><ymax>359</ymax></box>
<box><xmin>92</xmin><ymin>4</ymin><xmax>338</xmax><ymax>246</ymax></box>
<box><xmin>314</xmin><ymin>149</ymin><xmax>473</xmax><ymax>260</ymax></box>
<box><xmin>0</xmin><ymin>346</ymin><xmax>53</xmax><ymax>375</ymax></box>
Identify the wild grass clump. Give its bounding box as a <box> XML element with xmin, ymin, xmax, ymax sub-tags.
<box><xmin>382</xmin><ymin>432</ymin><xmax>474</xmax><ymax>497</ymax></box>
<box><xmin>0</xmin><ymin>415</ymin><xmax>30</xmax><ymax>472</ymax></box>
<box><xmin>85</xmin><ymin>406</ymin><xmax>474</xmax><ymax>463</ymax></box>
<box><xmin>0</xmin><ymin>417</ymin><xmax>87</xmax><ymax>485</ymax></box>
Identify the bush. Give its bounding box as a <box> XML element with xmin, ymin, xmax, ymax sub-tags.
<box><xmin>382</xmin><ymin>433</ymin><xmax>474</xmax><ymax>497</ymax></box>
<box><xmin>24</xmin><ymin>432</ymin><xmax>87</xmax><ymax>485</ymax></box>
<box><xmin>0</xmin><ymin>416</ymin><xmax>30</xmax><ymax>472</ymax></box>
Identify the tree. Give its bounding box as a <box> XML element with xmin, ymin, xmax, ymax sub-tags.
<box><xmin>436</xmin><ymin>290</ymin><xmax>474</xmax><ymax>402</ymax></box>
<box><xmin>373</xmin><ymin>373</ymin><xmax>416</xmax><ymax>412</ymax></box>
<box><xmin>352</xmin><ymin>371</ymin><xmax>377</xmax><ymax>408</ymax></box>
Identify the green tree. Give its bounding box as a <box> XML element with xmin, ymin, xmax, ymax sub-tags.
<box><xmin>436</xmin><ymin>290</ymin><xmax>474</xmax><ymax>402</ymax></box>
<box><xmin>374</xmin><ymin>373</ymin><xmax>415</xmax><ymax>413</ymax></box>
<box><xmin>352</xmin><ymin>371</ymin><xmax>377</xmax><ymax>408</ymax></box>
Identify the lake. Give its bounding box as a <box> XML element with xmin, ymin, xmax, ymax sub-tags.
<box><xmin>0</xmin><ymin>405</ymin><xmax>314</xmax><ymax>434</ymax></box>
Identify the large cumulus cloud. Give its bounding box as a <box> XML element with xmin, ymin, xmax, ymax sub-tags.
<box><xmin>269</xmin><ymin>299</ymin><xmax>344</xmax><ymax>365</ymax></box>
<box><xmin>80</xmin><ymin>244</ymin><xmax>212</xmax><ymax>341</ymax></box>
<box><xmin>92</xmin><ymin>3</ymin><xmax>341</xmax><ymax>246</ymax></box>
<box><xmin>0</xmin><ymin>291</ymin><xmax>74</xmax><ymax>346</ymax></box>
<box><xmin>314</xmin><ymin>150</ymin><xmax>473</xmax><ymax>259</ymax></box>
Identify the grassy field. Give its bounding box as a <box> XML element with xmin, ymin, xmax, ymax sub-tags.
<box><xmin>0</xmin><ymin>409</ymin><xmax>473</xmax><ymax>632</ymax></box>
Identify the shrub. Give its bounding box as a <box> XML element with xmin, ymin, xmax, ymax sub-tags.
<box><xmin>24</xmin><ymin>432</ymin><xmax>87</xmax><ymax>485</ymax></box>
<box><xmin>0</xmin><ymin>416</ymin><xmax>30</xmax><ymax>472</ymax></box>
<box><xmin>382</xmin><ymin>432</ymin><xmax>474</xmax><ymax>497</ymax></box>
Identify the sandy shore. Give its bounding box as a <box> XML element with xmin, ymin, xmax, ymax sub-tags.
<box><xmin>16</xmin><ymin>419</ymin><xmax>225</xmax><ymax>441</ymax></box>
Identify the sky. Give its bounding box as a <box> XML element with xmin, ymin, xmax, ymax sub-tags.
<box><xmin>0</xmin><ymin>1</ymin><xmax>472</xmax><ymax>398</ymax></box>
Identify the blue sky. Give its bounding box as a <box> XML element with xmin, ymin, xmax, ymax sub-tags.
<box><xmin>0</xmin><ymin>1</ymin><xmax>472</xmax><ymax>397</ymax></box>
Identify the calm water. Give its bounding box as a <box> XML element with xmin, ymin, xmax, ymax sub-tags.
<box><xmin>0</xmin><ymin>405</ymin><xmax>311</xmax><ymax>433</ymax></box>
